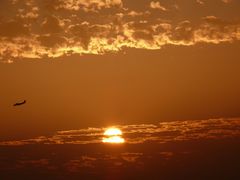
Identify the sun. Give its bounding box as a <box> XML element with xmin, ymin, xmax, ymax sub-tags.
<box><xmin>102</xmin><ymin>127</ymin><xmax>125</xmax><ymax>144</ymax></box>
<box><xmin>102</xmin><ymin>136</ymin><xmax>125</xmax><ymax>143</ymax></box>
<box><xmin>104</xmin><ymin>127</ymin><xmax>122</xmax><ymax>136</ymax></box>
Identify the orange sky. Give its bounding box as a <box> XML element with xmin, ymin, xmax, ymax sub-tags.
<box><xmin>0</xmin><ymin>0</ymin><xmax>240</xmax><ymax>139</ymax></box>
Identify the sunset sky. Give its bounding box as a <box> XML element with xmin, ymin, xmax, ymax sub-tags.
<box><xmin>0</xmin><ymin>0</ymin><xmax>240</xmax><ymax>138</ymax></box>
<box><xmin>0</xmin><ymin>1</ymin><xmax>240</xmax><ymax>179</ymax></box>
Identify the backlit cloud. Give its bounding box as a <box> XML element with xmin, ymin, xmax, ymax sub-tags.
<box><xmin>54</xmin><ymin>0</ymin><xmax>123</xmax><ymax>11</ymax></box>
<box><xmin>0</xmin><ymin>118</ymin><xmax>239</xmax><ymax>146</ymax></box>
<box><xmin>149</xmin><ymin>1</ymin><xmax>167</xmax><ymax>11</ymax></box>
<box><xmin>0</xmin><ymin>0</ymin><xmax>239</xmax><ymax>62</ymax></box>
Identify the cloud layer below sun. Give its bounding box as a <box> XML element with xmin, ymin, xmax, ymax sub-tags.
<box><xmin>0</xmin><ymin>0</ymin><xmax>240</xmax><ymax>62</ymax></box>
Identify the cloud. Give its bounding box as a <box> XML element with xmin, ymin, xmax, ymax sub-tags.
<box><xmin>64</xmin><ymin>156</ymin><xmax>97</xmax><ymax>172</ymax></box>
<box><xmin>0</xmin><ymin>20</ymin><xmax>29</xmax><ymax>37</ymax></box>
<box><xmin>62</xmin><ymin>153</ymin><xmax>145</xmax><ymax>172</ymax></box>
<box><xmin>196</xmin><ymin>0</ymin><xmax>205</xmax><ymax>5</ymax></box>
<box><xmin>0</xmin><ymin>118</ymin><xmax>240</xmax><ymax>146</ymax></box>
<box><xmin>127</xmin><ymin>10</ymin><xmax>150</xmax><ymax>17</ymax></box>
<box><xmin>121</xmin><ymin>153</ymin><xmax>143</xmax><ymax>163</ymax></box>
<box><xmin>222</xmin><ymin>0</ymin><xmax>232</xmax><ymax>3</ymax></box>
<box><xmin>194</xmin><ymin>16</ymin><xmax>240</xmax><ymax>43</ymax></box>
<box><xmin>18</xmin><ymin>159</ymin><xmax>50</xmax><ymax>167</ymax></box>
<box><xmin>196</xmin><ymin>0</ymin><xmax>233</xmax><ymax>5</ymax></box>
<box><xmin>0</xmin><ymin>0</ymin><xmax>239</xmax><ymax>62</ymax></box>
<box><xmin>52</xmin><ymin>0</ymin><xmax>123</xmax><ymax>12</ymax></box>
<box><xmin>41</xmin><ymin>16</ymin><xmax>63</xmax><ymax>34</ymax></box>
<box><xmin>149</xmin><ymin>1</ymin><xmax>167</xmax><ymax>11</ymax></box>
<box><xmin>16</xmin><ymin>6</ymin><xmax>39</xmax><ymax>19</ymax></box>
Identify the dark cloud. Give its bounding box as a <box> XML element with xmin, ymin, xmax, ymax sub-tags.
<box><xmin>37</xmin><ymin>34</ymin><xmax>66</xmax><ymax>47</ymax></box>
<box><xmin>0</xmin><ymin>20</ymin><xmax>29</xmax><ymax>37</ymax></box>
<box><xmin>170</xmin><ymin>20</ymin><xmax>194</xmax><ymax>43</ymax></box>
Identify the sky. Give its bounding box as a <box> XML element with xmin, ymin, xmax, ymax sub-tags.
<box><xmin>1</xmin><ymin>0</ymin><xmax>240</xmax><ymax>139</ymax></box>
<box><xmin>0</xmin><ymin>0</ymin><xmax>240</xmax><ymax>179</ymax></box>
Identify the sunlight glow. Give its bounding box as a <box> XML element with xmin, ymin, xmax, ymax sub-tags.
<box><xmin>104</xmin><ymin>128</ymin><xmax>122</xmax><ymax>136</ymax></box>
<box><xmin>102</xmin><ymin>136</ymin><xmax>125</xmax><ymax>143</ymax></box>
<box><xmin>102</xmin><ymin>127</ymin><xmax>125</xmax><ymax>144</ymax></box>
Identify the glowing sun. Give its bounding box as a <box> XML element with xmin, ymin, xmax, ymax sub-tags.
<box><xmin>104</xmin><ymin>128</ymin><xmax>122</xmax><ymax>136</ymax></box>
<box><xmin>102</xmin><ymin>127</ymin><xmax>125</xmax><ymax>144</ymax></box>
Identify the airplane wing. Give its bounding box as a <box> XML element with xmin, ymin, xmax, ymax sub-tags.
<box><xmin>13</xmin><ymin>100</ymin><xmax>26</xmax><ymax>106</ymax></box>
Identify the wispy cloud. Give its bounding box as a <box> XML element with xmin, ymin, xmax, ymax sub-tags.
<box><xmin>196</xmin><ymin>0</ymin><xmax>233</xmax><ymax>5</ymax></box>
<box><xmin>222</xmin><ymin>0</ymin><xmax>232</xmax><ymax>4</ymax></box>
<box><xmin>196</xmin><ymin>0</ymin><xmax>205</xmax><ymax>5</ymax></box>
<box><xmin>1</xmin><ymin>118</ymin><xmax>240</xmax><ymax>146</ymax></box>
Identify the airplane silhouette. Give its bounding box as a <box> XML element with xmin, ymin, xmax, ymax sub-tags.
<box><xmin>13</xmin><ymin>100</ymin><xmax>26</xmax><ymax>106</ymax></box>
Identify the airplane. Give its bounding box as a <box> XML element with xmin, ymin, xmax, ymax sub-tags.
<box><xmin>13</xmin><ymin>100</ymin><xmax>26</xmax><ymax>106</ymax></box>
